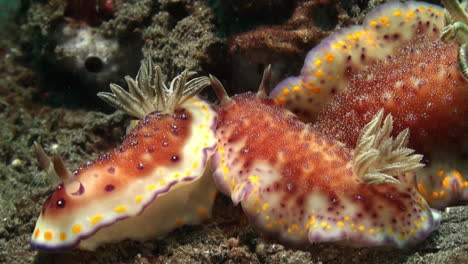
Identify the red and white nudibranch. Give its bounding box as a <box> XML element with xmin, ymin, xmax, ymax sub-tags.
<box><xmin>209</xmin><ymin>68</ymin><xmax>440</xmax><ymax>248</ymax></box>
<box><xmin>271</xmin><ymin>1</ymin><xmax>468</xmax><ymax>209</ymax></box>
<box><xmin>31</xmin><ymin>58</ymin><xmax>218</xmax><ymax>251</ymax></box>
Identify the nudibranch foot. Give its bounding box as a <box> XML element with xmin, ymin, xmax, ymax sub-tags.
<box><xmin>31</xmin><ymin>58</ymin><xmax>218</xmax><ymax>251</ymax></box>
<box><xmin>211</xmin><ymin>70</ymin><xmax>440</xmax><ymax>248</ymax></box>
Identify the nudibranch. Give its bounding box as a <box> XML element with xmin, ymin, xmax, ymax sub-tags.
<box><xmin>209</xmin><ymin>68</ymin><xmax>440</xmax><ymax>248</ymax></box>
<box><xmin>31</xmin><ymin>58</ymin><xmax>218</xmax><ymax>251</ymax></box>
<box><xmin>271</xmin><ymin>1</ymin><xmax>468</xmax><ymax>209</ymax></box>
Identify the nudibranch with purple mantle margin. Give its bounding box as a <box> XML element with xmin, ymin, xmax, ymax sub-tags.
<box><xmin>30</xmin><ymin>58</ymin><xmax>218</xmax><ymax>251</ymax></box>
<box><xmin>271</xmin><ymin>1</ymin><xmax>468</xmax><ymax>209</ymax></box>
<box><xmin>208</xmin><ymin>67</ymin><xmax>441</xmax><ymax>248</ymax></box>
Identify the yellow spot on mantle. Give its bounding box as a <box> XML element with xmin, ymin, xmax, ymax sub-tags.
<box><xmin>393</xmin><ymin>10</ymin><xmax>402</xmax><ymax>16</ymax></box>
<box><xmin>337</xmin><ymin>221</ymin><xmax>344</xmax><ymax>227</ymax></box>
<box><xmin>292</xmin><ymin>86</ymin><xmax>300</xmax><ymax>93</ymax></box>
<box><xmin>198</xmin><ymin>206</ymin><xmax>207</xmax><ymax>216</ymax></box>
<box><xmin>442</xmin><ymin>176</ymin><xmax>450</xmax><ymax>187</ymax></box>
<box><xmin>114</xmin><ymin>206</ymin><xmax>127</xmax><ymax>213</ymax></box>
<box><xmin>282</xmin><ymin>89</ymin><xmax>290</xmax><ymax>96</ymax></box>
<box><xmin>44</xmin><ymin>231</ymin><xmax>53</xmax><ymax>241</ymax></box>
<box><xmin>321</xmin><ymin>221</ymin><xmax>327</xmax><ymax>227</ymax></box>
<box><xmin>324</xmin><ymin>54</ymin><xmax>334</xmax><ymax>62</ymax></box>
<box><xmin>248</xmin><ymin>175</ymin><xmax>259</xmax><ymax>182</ymax></box>
<box><xmin>135</xmin><ymin>195</ymin><xmax>143</xmax><ymax>203</ymax></box>
<box><xmin>379</xmin><ymin>17</ymin><xmax>389</xmax><ymax>25</ymax></box>
<box><xmin>309</xmin><ymin>87</ymin><xmax>321</xmax><ymax>94</ymax></box>
<box><xmin>262</xmin><ymin>203</ymin><xmax>269</xmax><ymax>211</ymax></box>
<box><xmin>72</xmin><ymin>225</ymin><xmax>82</xmax><ymax>234</ymax></box>
<box><xmin>147</xmin><ymin>184</ymin><xmax>156</xmax><ymax>191</ymax></box>
<box><xmin>358</xmin><ymin>225</ymin><xmax>365</xmax><ymax>232</ymax></box>
<box><xmin>60</xmin><ymin>232</ymin><xmax>67</xmax><ymax>241</ymax></box>
<box><xmin>315</xmin><ymin>59</ymin><xmax>322</xmax><ymax>66</ymax></box>
<box><xmin>454</xmin><ymin>171</ymin><xmax>463</xmax><ymax>180</ymax></box>
<box><xmin>280</xmin><ymin>219</ymin><xmax>286</xmax><ymax>226</ymax></box>
<box><xmin>90</xmin><ymin>215</ymin><xmax>103</xmax><ymax>225</ymax></box>
<box><xmin>34</xmin><ymin>228</ymin><xmax>40</xmax><ymax>239</ymax></box>
<box><xmin>344</xmin><ymin>216</ymin><xmax>351</xmax><ymax>221</ymax></box>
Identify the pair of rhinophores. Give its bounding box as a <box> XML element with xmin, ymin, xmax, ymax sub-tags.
<box><xmin>31</xmin><ymin>1</ymin><xmax>467</xmax><ymax>251</ymax></box>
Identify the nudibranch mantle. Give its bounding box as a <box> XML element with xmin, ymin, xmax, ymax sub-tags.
<box><xmin>209</xmin><ymin>73</ymin><xmax>440</xmax><ymax>248</ymax></box>
<box><xmin>272</xmin><ymin>1</ymin><xmax>468</xmax><ymax>209</ymax></box>
<box><xmin>31</xmin><ymin>58</ymin><xmax>218</xmax><ymax>251</ymax></box>
<box><xmin>271</xmin><ymin>1</ymin><xmax>447</xmax><ymax>121</ymax></box>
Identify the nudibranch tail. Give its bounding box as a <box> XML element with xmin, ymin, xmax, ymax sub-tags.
<box><xmin>211</xmin><ymin>72</ymin><xmax>440</xmax><ymax>248</ymax></box>
<box><xmin>31</xmin><ymin>58</ymin><xmax>218</xmax><ymax>251</ymax></box>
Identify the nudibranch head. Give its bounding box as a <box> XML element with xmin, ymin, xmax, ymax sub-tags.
<box><xmin>209</xmin><ymin>70</ymin><xmax>440</xmax><ymax>248</ymax></box>
<box><xmin>271</xmin><ymin>1</ymin><xmax>468</xmax><ymax>209</ymax></box>
<box><xmin>31</xmin><ymin>58</ymin><xmax>218</xmax><ymax>251</ymax></box>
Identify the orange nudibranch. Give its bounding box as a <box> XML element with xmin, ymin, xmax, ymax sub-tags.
<box><xmin>209</xmin><ymin>68</ymin><xmax>440</xmax><ymax>248</ymax></box>
<box><xmin>31</xmin><ymin>58</ymin><xmax>218</xmax><ymax>251</ymax></box>
<box><xmin>271</xmin><ymin>1</ymin><xmax>468</xmax><ymax>209</ymax></box>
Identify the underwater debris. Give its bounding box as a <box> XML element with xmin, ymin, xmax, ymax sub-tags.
<box><xmin>53</xmin><ymin>24</ymin><xmax>137</xmax><ymax>93</ymax></box>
